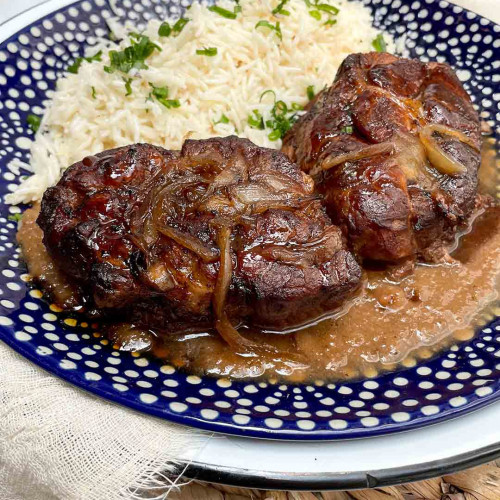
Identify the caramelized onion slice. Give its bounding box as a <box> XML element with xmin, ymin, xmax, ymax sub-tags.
<box><xmin>392</xmin><ymin>133</ymin><xmax>427</xmax><ymax>182</ymax></box>
<box><xmin>315</xmin><ymin>142</ymin><xmax>395</xmax><ymax>175</ymax></box>
<box><xmin>213</xmin><ymin>226</ymin><xmax>258</xmax><ymax>351</ymax></box>
<box><xmin>425</xmin><ymin>124</ymin><xmax>479</xmax><ymax>150</ymax></box>
<box><xmin>257</xmin><ymin>226</ymin><xmax>339</xmax><ymax>268</ymax></box>
<box><xmin>232</xmin><ymin>183</ymin><xmax>290</xmax><ymax>205</ymax></box>
<box><xmin>213</xmin><ymin>227</ymin><xmax>307</xmax><ymax>360</ymax></box>
<box><xmin>157</xmin><ymin>225</ymin><xmax>219</xmax><ymax>263</ymax></box>
<box><xmin>419</xmin><ymin>124</ymin><xmax>478</xmax><ymax>176</ymax></box>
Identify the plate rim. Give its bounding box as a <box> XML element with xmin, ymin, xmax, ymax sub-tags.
<box><xmin>3</xmin><ymin>330</ymin><xmax>500</xmax><ymax>441</ymax></box>
<box><xmin>183</xmin><ymin>441</ymin><xmax>500</xmax><ymax>490</ymax></box>
<box><xmin>0</xmin><ymin>0</ymin><xmax>77</xmax><ymax>41</ymax></box>
<box><xmin>0</xmin><ymin>0</ymin><xmax>499</xmax><ymax>443</ymax></box>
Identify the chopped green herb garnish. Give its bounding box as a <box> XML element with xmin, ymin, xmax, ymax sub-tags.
<box><xmin>372</xmin><ymin>33</ymin><xmax>386</xmax><ymax>52</ymax></box>
<box><xmin>104</xmin><ymin>36</ymin><xmax>159</xmax><ymax>74</ymax></box>
<box><xmin>274</xmin><ymin>100</ymin><xmax>287</xmax><ymax>116</ymax></box>
<box><xmin>214</xmin><ymin>114</ymin><xmax>230</xmax><ymax>125</ymax></box>
<box><xmin>309</xmin><ymin>10</ymin><xmax>321</xmax><ymax>20</ymax></box>
<box><xmin>268</xmin><ymin>129</ymin><xmax>282</xmax><ymax>141</ymax></box>
<box><xmin>272</xmin><ymin>0</ymin><xmax>290</xmax><ymax>16</ymax></box>
<box><xmin>250</xmin><ymin>91</ymin><xmax>302</xmax><ymax>140</ymax></box>
<box><xmin>260</xmin><ymin>89</ymin><xmax>277</xmax><ymax>102</ymax></box>
<box><xmin>123</xmin><ymin>77</ymin><xmax>133</xmax><ymax>96</ymax></box>
<box><xmin>67</xmin><ymin>59</ymin><xmax>82</xmax><ymax>74</ymax></box>
<box><xmin>255</xmin><ymin>20</ymin><xmax>282</xmax><ymax>41</ymax></box>
<box><xmin>8</xmin><ymin>213</ymin><xmax>22</xmax><ymax>223</ymax></box>
<box><xmin>85</xmin><ymin>51</ymin><xmax>102</xmax><ymax>62</ymax></box>
<box><xmin>67</xmin><ymin>50</ymin><xmax>102</xmax><ymax>74</ymax></box>
<box><xmin>248</xmin><ymin>109</ymin><xmax>265</xmax><ymax>130</ymax></box>
<box><xmin>91</xmin><ymin>86</ymin><xmax>97</xmax><ymax>99</ymax></box>
<box><xmin>128</xmin><ymin>32</ymin><xmax>162</xmax><ymax>50</ymax></box>
<box><xmin>208</xmin><ymin>5</ymin><xmax>237</xmax><ymax>19</ymax></box>
<box><xmin>306</xmin><ymin>1</ymin><xmax>339</xmax><ymax>24</ymax></box>
<box><xmin>233</xmin><ymin>0</ymin><xmax>242</xmax><ymax>13</ymax></box>
<box><xmin>85</xmin><ymin>50</ymin><xmax>102</xmax><ymax>61</ymax></box>
<box><xmin>307</xmin><ymin>85</ymin><xmax>315</xmax><ymax>101</ymax></box>
<box><xmin>163</xmin><ymin>99</ymin><xmax>180</xmax><ymax>108</ymax></box>
<box><xmin>158</xmin><ymin>21</ymin><xmax>172</xmax><ymax>37</ymax></box>
<box><xmin>172</xmin><ymin>18</ymin><xmax>189</xmax><ymax>35</ymax></box>
<box><xmin>150</xmin><ymin>83</ymin><xmax>169</xmax><ymax>99</ymax></box>
<box><xmin>340</xmin><ymin>125</ymin><xmax>353</xmax><ymax>134</ymax></box>
<box><xmin>196</xmin><ymin>47</ymin><xmax>218</xmax><ymax>57</ymax></box>
<box><xmin>27</xmin><ymin>114</ymin><xmax>41</xmax><ymax>132</ymax></box>
<box><xmin>265</xmin><ymin>99</ymin><xmax>300</xmax><ymax>141</ymax></box>
<box><xmin>148</xmin><ymin>83</ymin><xmax>181</xmax><ymax>109</ymax></box>
<box><xmin>316</xmin><ymin>3</ymin><xmax>339</xmax><ymax>15</ymax></box>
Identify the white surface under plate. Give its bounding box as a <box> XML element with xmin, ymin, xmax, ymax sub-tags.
<box><xmin>0</xmin><ymin>0</ymin><xmax>499</xmax><ymax>490</ymax></box>
<box><xmin>181</xmin><ymin>401</ymin><xmax>500</xmax><ymax>489</ymax></box>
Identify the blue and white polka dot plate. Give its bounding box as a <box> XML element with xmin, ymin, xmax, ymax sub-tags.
<box><xmin>0</xmin><ymin>0</ymin><xmax>498</xmax><ymax>440</ymax></box>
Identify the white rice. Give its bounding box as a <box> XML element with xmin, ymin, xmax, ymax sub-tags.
<box><xmin>6</xmin><ymin>0</ymin><xmax>393</xmax><ymax>204</ymax></box>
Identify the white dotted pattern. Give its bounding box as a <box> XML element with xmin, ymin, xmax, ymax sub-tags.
<box><xmin>0</xmin><ymin>0</ymin><xmax>498</xmax><ymax>439</ymax></box>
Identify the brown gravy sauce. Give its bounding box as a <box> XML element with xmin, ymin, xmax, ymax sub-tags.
<box><xmin>17</xmin><ymin>203</ymin><xmax>500</xmax><ymax>383</ymax></box>
<box><xmin>16</xmin><ymin>208</ymin><xmax>80</xmax><ymax>309</ymax></box>
<box><xmin>16</xmin><ymin>138</ymin><xmax>499</xmax><ymax>382</ymax></box>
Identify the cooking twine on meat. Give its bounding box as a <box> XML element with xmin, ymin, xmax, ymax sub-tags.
<box><xmin>0</xmin><ymin>342</ymin><xmax>209</xmax><ymax>500</ymax></box>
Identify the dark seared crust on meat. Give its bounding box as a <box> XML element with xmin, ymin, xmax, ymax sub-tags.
<box><xmin>39</xmin><ymin>144</ymin><xmax>176</xmax><ymax>309</ymax></box>
<box><xmin>282</xmin><ymin>53</ymin><xmax>481</xmax><ymax>263</ymax></box>
<box><xmin>38</xmin><ymin>137</ymin><xmax>361</xmax><ymax>332</ymax></box>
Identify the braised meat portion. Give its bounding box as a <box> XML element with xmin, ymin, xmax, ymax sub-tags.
<box><xmin>38</xmin><ymin>137</ymin><xmax>361</xmax><ymax>347</ymax></box>
<box><xmin>282</xmin><ymin>53</ymin><xmax>482</xmax><ymax>263</ymax></box>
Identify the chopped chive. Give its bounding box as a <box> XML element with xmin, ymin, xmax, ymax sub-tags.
<box><xmin>91</xmin><ymin>86</ymin><xmax>97</xmax><ymax>99</ymax></box>
<box><xmin>148</xmin><ymin>83</ymin><xmax>180</xmax><ymax>108</ymax></box>
<box><xmin>158</xmin><ymin>22</ymin><xmax>172</xmax><ymax>37</ymax></box>
<box><xmin>172</xmin><ymin>18</ymin><xmax>189</xmax><ymax>34</ymax></box>
<box><xmin>248</xmin><ymin>109</ymin><xmax>265</xmax><ymax>130</ymax></box>
<box><xmin>268</xmin><ymin>129</ymin><xmax>282</xmax><ymax>141</ymax></box>
<box><xmin>214</xmin><ymin>114</ymin><xmax>230</xmax><ymax>125</ymax></box>
<box><xmin>104</xmin><ymin>36</ymin><xmax>159</xmax><ymax>74</ymax></box>
<box><xmin>150</xmin><ymin>83</ymin><xmax>169</xmax><ymax>99</ymax></box>
<box><xmin>158</xmin><ymin>98</ymin><xmax>180</xmax><ymax>108</ymax></box>
<box><xmin>255</xmin><ymin>20</ymin><xmax>282</xmax><ymax>41</ymax></box>
<box><xmin>255</xmin><ymin>96</ymin><xmax>300</xmax><ymax>140</ymax></box>
<box><xmin>27</xmin><ymin>114</ymin><xmax>41</xmax><ymax>132</ymax></box>
<box><xmin>208</xmin><ymin>5</ymin><xmax>237</xmax><ymax>19</ymax></box>
<box><xmin>8</xmin><ymin>213</ymin><xmax>22</xmax><ymax>223</ymax></box>
<box><xmin>340</xmin><ymin>125</ymin><xmax>353</xmax><ymax>134</ymax></box>
<box><xmin>307</xmin><ymin>85</ymin><xmax>315</xmax><ymax>101</ymax></box>
<box><xmin>316</xmin><ymin>3</ymin><xmax>339</xmax><ymax>15</ymax></box>
<box><xmin>272</xmin><ymin>0</ymin><xmax>290</xmax><ymax>16</ymax></box>
<box><xmin>196</xmin><ymin>47</ymin><xmax>218</xmax><ymax>56</ymax></box>
<box><xmin>291</xmin><ymin>102</ymin><xmax>303</xmax><ymax>111</ymax></box>
<box><xmin>67</xmin><ymin>59</ymin><xmax>82</xmax><ymax>74</ymax></box>
<box><xmin>274</xmin><ymin>100</ymin><xmax>287</xmax><ymax>116</ymax></box>
<box><xmin>123</xmin><ymin>77</ymin><xmax>133</xmax><ymax>96</ymax></box>
<box><xmin>372</xmin><ymin>33</ymin><xmax>387</xmax><ymax>52</ymax></box>
<box><xmin>232</xmin><ymin>0</ymin><xmax>242</xmax><ymax>13</ymax></box>
<box><xmin>67</xmin><ymin>50</ymin><xmax>102</xmax><ymax>74</ymax></box>
<box><xmin>306</xmin><ymin>1</ymin><xmax>339</xmax><ymax>23</ymax></box>
<box><xmin>260</xmin><ymin>89</ymin><xmax>276</xmax><ymax>102</ymax></box>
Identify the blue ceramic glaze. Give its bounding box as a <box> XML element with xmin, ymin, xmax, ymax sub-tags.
<box><xmin>0</xmin><ymin>0</ymin><xmax>498</xmax><ymax>439</ymax></box>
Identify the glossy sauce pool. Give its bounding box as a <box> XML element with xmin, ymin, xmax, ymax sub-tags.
<box><xmin>18</xmin><ymin>200</ymin><xmax>500</xmax><ymax>383</ymax></box>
